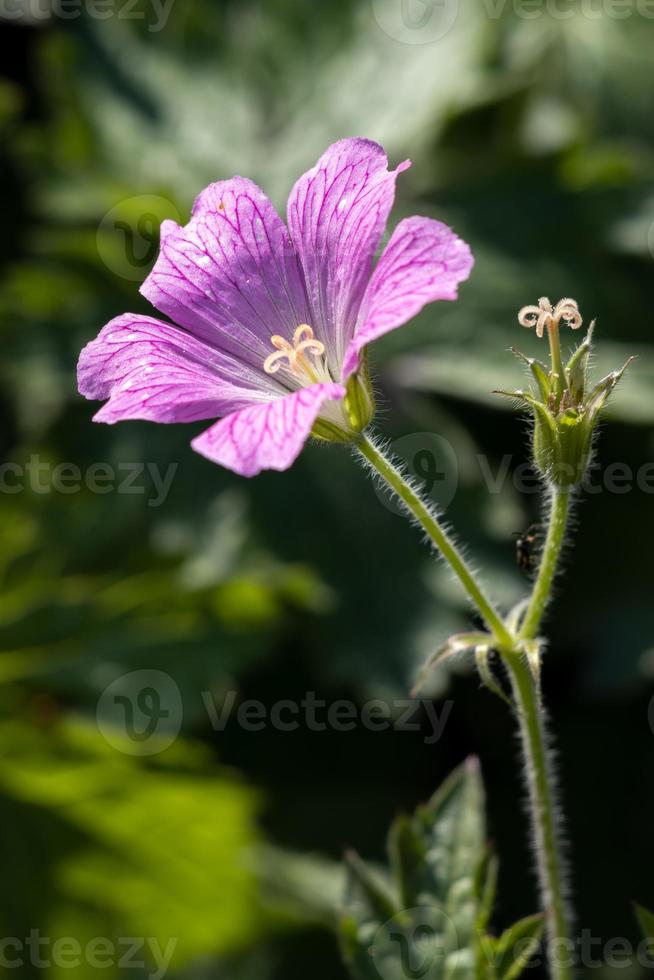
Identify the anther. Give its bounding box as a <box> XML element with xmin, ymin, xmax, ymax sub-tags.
<box><xmin>263</xmin><ymin>324</ymin><xmax>326</xmax><ymax>378</ymax></box>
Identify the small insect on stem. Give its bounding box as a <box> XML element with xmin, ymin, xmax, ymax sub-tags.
<box><xmin>514</xmin><ymin>523</ymin><xmax>544</xmax><ymax>577</ymax></box>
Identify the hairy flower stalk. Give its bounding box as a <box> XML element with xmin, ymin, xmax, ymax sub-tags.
<box><xmin>518</xmin><ymin>487</ymin><xmax>571</xmax><ymax>642</ymax></box>
<box><xmin>352</xmin><ymin>429</ymin><xmax>573</xmax><ymax>980</ymax></box>
<box><xmin>353</xmin><ymin>432</ymin><xmax>513</xmax><ymax>648</ymax></box>
<box><xmin>506</xmin><ymin>654</ymin><xmax>572</xmax><ymax>980</ymax></box>
<box><xmin>504</xmin><ymin>487</ymin><xmax>574</xmax><ymax>980</ymax></box>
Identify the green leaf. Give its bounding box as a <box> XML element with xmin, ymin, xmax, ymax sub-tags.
<box><xmin>412</xmin><ymin>758</ymin><xmax>485</xmax><ymax>925</ymax></box>
<box><xmin>257</xmin><ymin>846</ymin><xmax>346</xmax><ymax>928</ymax></box>
<box><xmin>634</xmin><ymin>902</ymin><xmax>654</xmax><ymax>941</ymax></box>
<box><xmin>487</xmin><ymin>914</ymin><xmax>544</xmax><ymax>980</ymax></box>
<box><xmin>345</xmin><ymin>849</ymin><xmax>399</xmax><ymax>923</ymax></box>
<box><xmin>341</xmin><ymin>759</ymin><xmax>486</xmax><ymax>980</ymax></box>
<box><xmin>474</xmin><ymin>847</ymin><xmax>499</xmax><ymax>936</ymax></box>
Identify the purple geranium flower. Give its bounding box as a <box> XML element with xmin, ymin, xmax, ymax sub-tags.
<box><xmin>78</xmin><ymin>138</ymin><xmax>473</xmax><ymax>476</ymax></box>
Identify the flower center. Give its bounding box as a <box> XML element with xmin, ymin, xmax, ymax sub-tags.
<box><xmin>263</xmin><ymin>325</ymin><xmax>328</xmax><ymax>385</ymax></box>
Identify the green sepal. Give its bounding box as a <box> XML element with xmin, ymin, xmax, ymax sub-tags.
<box><xmin>511</xmin><ymin>347</ymin><xmax>551</xmax><ymax>402</ymax></box>
<box><xmin>565</xmin><ymin>320</ymin><xmax>594</xmax><ymax>403</ymax></box>
<box><xmin>311</xmin><ymin>354</ymin><xmax>376</xmax><ymax>443</ymax></box>
<box><xmin>311</xmin><ymin>418</ymin><xmax>353</xmax><ymax>443</ymax></box>
<box><xmin>552</xmin><ymin>407</ymin><xmax>590</xmax><ymax>486</ymax></box>
<box><xmin>344</xmin><ymin>353</ymin><xmax>375</xmax><ymax>431</ymax></box>
<box><xmin>412</xmin><ymin>631</ymin><xmax>490</xmax><ymax>697</ymax></box>
<box><xmin>584</xmin><ymin>357</ymin><xmax>636</xmax><ymax>424</ymax></box>
<box><xmin>494</xmin><ymin>389</ymin><xmax>558</xmax><ymax>436</ymax></box>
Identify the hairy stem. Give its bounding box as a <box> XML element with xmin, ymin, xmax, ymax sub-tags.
<box><xmin>519</xmin><ymin>487</ymin><xmax>571</xmax><ymax>641</ymax></box>
<box><xmin>354</xmin><ymin>432</ymin><xmax>575</xmax><ymax>979</ymax></box>
<box><xmin>506</xmin><ymin>485</ymin><xmax>574</xmax><ymax>979</ymax></box>
<box><xmin>353</xmin><ymin>431</ymin><xmax>513</xmax><ymax>648</ymax></box>
<box><xmin>505</xmin><ymin>655</ymin><xmax>572</xmax><ymax>980</ymax></box>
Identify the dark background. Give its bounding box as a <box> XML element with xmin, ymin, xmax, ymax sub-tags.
<box><xmin>0</xmin><ymin>1</ymin><xmax>653</xmax><ymax>977</ymax></box>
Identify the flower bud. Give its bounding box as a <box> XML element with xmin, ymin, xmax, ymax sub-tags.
<box><xmin>496</xmin><ymin>298</ymin><xmax>634</xmax><ymax>488</ymax></box>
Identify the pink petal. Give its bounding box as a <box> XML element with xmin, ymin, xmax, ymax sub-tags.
<box><xmin>286</xmin><ymin>138</ymin><xmax>410</xmax><ymax>374</ymax></box>
<box><xmin>342</xmin><ymin>216</ymin><xmax>474</xmax><ymax>379</ymax></box>
<box><xmin>191</xmin><ymin>382</ymin><xmax>346</xmax><ymax>477</ymax></box>
<box><xmin>140</xmin><ymin>178</ymin><xmax>310</xmax><ymax>372</ymax></box>
<box><xmin>78</xmin><ymin>314</ymin><xmax>274</xmax><ymax>425</ymax></box>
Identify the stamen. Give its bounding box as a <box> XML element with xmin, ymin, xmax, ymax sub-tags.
<box><xmin>518</xmin><ymin>297</ymin><xmax>583</xmax><ymax>338</ymax></box>
<box><xmin>263</xmin><ymin>324</ymin><xmax>326</xmax><ymax>380</ymax></box>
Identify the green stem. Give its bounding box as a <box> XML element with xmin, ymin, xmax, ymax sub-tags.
<box><xmin>353</xmin><ymin>431</ymin><xmax>513</xmax><ymax>648</ymax></box>
<box><xmin>354</xmin><ymin>432</ymin><xmax>574</xmax><ymax>980</ymax></box>
<box><xmin>507</xmin><ymin>484</ymin><xmax>574</xmax><ymax>980</ymax></box>
<box><xmin>519</xmin><ymin>487</ymin><xmax>571</xmax><ymax>641</ymax></box>
<box><xmin>505</xmin><ymin>655</ymin><xmax>572</xmax><ymax>980</ymax></box>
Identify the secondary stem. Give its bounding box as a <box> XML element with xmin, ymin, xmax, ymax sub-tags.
<box><xmin>519</xmin><ymin>487</ymin><xmax>571</xmax><ymax>641</ymax></box>
<box><xmin>506</xmin><ymin>655</ymin><xmax>572</xmax><ymax>980</ymax></box>
<box><xmin>510</xmin><ymin>485</ymin><xmax>573</xmax><ymax>978</ymax></box>
<box><xmin>353</xmin><ymin>431</ymin><xmax>513</xmax><ymax>648</ymax></box>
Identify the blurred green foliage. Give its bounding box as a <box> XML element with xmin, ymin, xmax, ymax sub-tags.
<box><xmin>341</xmin><ymin>760</ymin><xmax>543</xmax><ymax>980</ymax></box>
<box><xmin>1</xmin><ymin>0</ymin><xmax>654</xmax><ymax>977</ymax></box>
